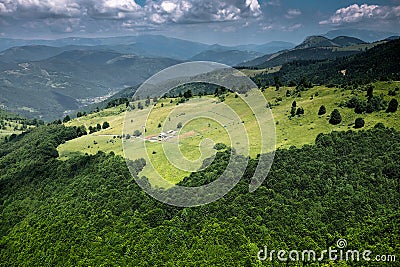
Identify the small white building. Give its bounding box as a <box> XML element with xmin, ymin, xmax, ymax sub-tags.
<box><xmin>159</xmin><ymin>132</ymin><xmax>168</xmax><ymax>139</ymax></box>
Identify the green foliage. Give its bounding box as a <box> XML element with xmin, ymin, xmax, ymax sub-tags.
<box><xmin>355</xmin><ymin>118</ymin><xmax>365</xmax><ymax>129</ymax></box>
<box><xmin>87</xmin><ymin>122</ymin><xmax>109</xmax><ymax>134</ymax></box>
<box><xmin>106</xmin><ymin>97</ymin><xmax>129</xmax><ymax>109</ymax></box>
<box><xmin>62</xmin><ymin>115</ymin><xmax>71</xmax><ymax>123</ymax></box>
<box><xmin>290</xmin><ymin>106</ymin><xmax>296</xmax><ymax>117</ymax></box>
<box><xmin>102</xmin><ymin>121</ymin><xmax>110</xmax><ymax>129</ymax></box>
<box><xmin>133</xmin><ymin>130</ymin><xmax>142</xmax><ymax>137</ymax></box>
<box><xmin>318</xmin><ymin>105</ymin><xmax>326</xmax><ymax>115</ymax></box>
<box><xmin>296</xmin><ymin>107</ymin><xmax>304</xmax><ymax>116</ymax></box>
<box><xmin>329</xmin><ymin>109</ymin><xmax>342</xmax><ymax>125</ymax></box>
<box><xmin>213</xmin><ymin>143</ymin><xmax>227</xmax><ymax>151</ymax></box>
<box><xmin>346</xmin><ymin>94</ymin><xmax>386</xmax><ymax>114</ymax></box>
<box><xmin>253</xmin><ymin>39</ymin><xmax>400</xmax><ymax>86</ymax></box>
<box><xmin>386</xmin><ymin>98</ymin><xmax>398</xmax><ymax>113</ymax></box>
<box><xmin>0</xmin><ymin>124</ymin><xmax>399</xmax><ymax>266</ymax></box>
<box><xmin>183</xmin><ymin>90</ymin><xmax>193</xmax><ymax>99</ymax></box>
<box><xmin>76</xmin><ymin>111</ymin><xmax>86</xmax><ymax>118</ymax></box>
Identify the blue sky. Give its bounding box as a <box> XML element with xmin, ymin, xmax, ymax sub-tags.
<box><xmin>0</xmin><ymin>0</ymin><xmax>399</xmax><ymax>44</ymax></box>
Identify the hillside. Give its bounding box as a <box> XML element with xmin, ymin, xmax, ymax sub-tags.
<box><xmin>324</xmin><ymin>28</ymin><xmax>397</xmax><ymax>42</ymax></box>
<box><xmin>0</xmin><ymin>114</ymin><xmax>399</xmax><ymax>266</ymax></box>
<box><xmin>240</xmin><ymin>47</ymin><xmax>362</xmax><ymax>69</ymax></box>
<box><xmin>58</xmin><ymin>81</ymin><xmax>400</xmax><ymax>184</ymax></box>
<box><xmin>294</xmin><ymin>36</ymin><xmax>340</xmax><ymax>49</ymax></box>
<box><xmin>234</xmin><ymin>41</ymin><xmax>295</xmax><ymax>54</ymax></box>
<box><xmin>1</xmin><ymin>38</ymin><xmax>399</xmax><ymax>267</ymax></box>
<box><xmin>0</xmin><ymin>109</ymin><xmax>41</xmax><ymax>138</ymax></box>
<box><xmin>0</xmin><ymin>45</ymin><xmax>66</xmax><ymax>63</ymax></box>
<box><xmin>0</xmin><ymin>50</ymin><xmax>180</xmax><ymax>120</ymax></box>
<box><xmin>190</xmin><ymin>48</ymin><xmax>262</xmax><ymax>66</ymax></box>
<box><xmin>0</xmin><ymin>36</ymin><xmax>296</xmax><ymax>60</ymax></box>
<box><xmin>253</xmin><ymin>38</ymin><xmax>400</xmax><ymax>85</ymax></box>
<box><xmin>239</xmin><ymin>36</ymin><xmax>379</xmax><ymax>69</ymax></box>
<box><xmin>331</xmin><ymin>36</ymin><xmax>367</xmax><ymax>47</ymax></box>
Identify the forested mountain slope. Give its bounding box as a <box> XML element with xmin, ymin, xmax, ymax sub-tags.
<box><xmin>0</xmin><ymin>124</ymin><xmax>398</xmax><ymax>266</ymax></box>
<box><xmin>252</xmin><ymin>38</ymin><xmax>400</xmax><ymax>86</ymax></box>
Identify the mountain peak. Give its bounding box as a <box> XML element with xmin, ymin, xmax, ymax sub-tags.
<box><xmin>295</xmin><ymin>36</ymin><xmax>339</xmax><ymax>49</ymax></box>
<box><xmin>295</xmin><ymin>35</ymin><xmax>368</xmax><ymax>50</ymax></box>
<box><xmin>331</xmin><ymin>36</ymin><xmax>367</xmax><ymax>46</ymax></box>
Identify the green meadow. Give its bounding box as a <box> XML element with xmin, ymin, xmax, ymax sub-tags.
<box><xmin>58</xmin><ymin>81</ymin><xmax>400</xmax><ymax>186</ymax></box>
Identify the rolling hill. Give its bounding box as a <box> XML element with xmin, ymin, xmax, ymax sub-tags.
<box><xmin>190</xmin><ymin>48</ymin><xmax>262</xmax><ymax>66</ymax></box>
<box><xmin>294</xmin><ymin>36</ymin><xmax>340</xmax><ymax>49</ymax></box>
<box><xmin>253</xmin><ymin>38</ymin><xmax>400</xmax><ymax>86</ymax></box>
<box><xmin>234</xmin><ymin>41</ymin><xmax>295</xmax><ymax>54</ymax></box>
<box><xmin>240</xmin><ymin>35</ymin><xmax>382</xmax><ymax>69</ymax></box>
<box><xmin>0</xmin><ymin>35</ymin><xmax>209</xmax><ymax>60</ymax></box>
<box><xmin>0</xmin><ymin>34</ymin><xmax>399</xmax><ymax>267</ymax></box>
<box><xmin>0</xmin><ymin>50</ymin><xmax>180</xmax><ymax>120</ymax></box>
<box><xmin>324</xmin><ymin>28</ymin><xmax>398</xmax><ymax>42</ymax></box>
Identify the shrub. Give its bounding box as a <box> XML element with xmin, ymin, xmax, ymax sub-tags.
<box><xmin>214</xmin><ymin>143</ymin><xmax>227</xmax><ymax>150</ymax></box>
<box><xmin>133</xmin><ymin>130</ymin><xmax>142</xmax><ymax>137</ymax></box>
<box><xmin>318</xmin><ymin>105</ymin><xmax>326</xmax><ymax>115</ymax></box>
<box><xmin>329</xmin><ymin>109</ymin><xmax>342</xmax><ymax>125</ymax></box>
<box><xmin>386</xmin><ymin>99</ymin><xmax>398</xmax><ymax>113</ymax></box>
<box><xmin>102</xmin><ymin>121</ymin><xmax>110</xmax><ymax>129</ymax></box>
<box><xmin>355</xmin><ymin>118</ymin><xmax>365</xmax><ymax>129</ymax></box>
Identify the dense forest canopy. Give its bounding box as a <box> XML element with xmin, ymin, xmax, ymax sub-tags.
<box><xmin>252</xmin><ymin>39</ymin><xmax>400</xmax><ymax>87</ymax></box>
<box><xmin>0</xmin><ymin>123</ymin><xmax>398</xmax><ymax>266</ymax></box>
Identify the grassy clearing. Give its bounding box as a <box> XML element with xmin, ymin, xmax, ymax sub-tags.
<box><xmin>0</xmin><ymin>120</ymin><xmax>30</xmax><ymax>138</ymax></box>
<box><xmin>58</xmin><ymin>81</ymin><xmax>400</xmax><ymax>186</ymax></box>
<box><xmin>265</xmin><ymin>81</ymin><xmax>400</xmax><ymax>148</ymax></box>
<box><xmin>240</xmin><ymin>66</ymin><xmax>281</xmax><ymax>77</ymax></box>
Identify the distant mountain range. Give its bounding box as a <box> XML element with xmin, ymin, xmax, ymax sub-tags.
<box><xmin>0</xmin><ymin>35</ymin><xmax>295</xmax><ymax>61</ymax></box>
<box><xmin>294</xmin><ymin>36</ymin><xmax>366</xmax><ymax>49</ymax></box>
<box><xmin>0</xmin><ymin>50</ymin><xmax>180</xmax><ymax>120</ymax></box>
<box><xmin>324</xmin><ymin>29</ymin><xmax>398</xmax><ymax>43</ymax></box>
<box><xmin>251</xmin><ymin>38</ymin><xmax>400</xmax><ymax>86</ymax></box>
<box><xmin>0</xmin><ymin>32</ymin><xmax>398</xmax><ymax>121</ymax></box>
<box><xmin>240</xmin><ymin>36</ymin><xmax>384</xmax><ymax>69</ymax></box>
<box><xmin>190</xmin><ymin>46</ymin><xmax>263</xmax><ymax>66</ymax></box>
<box><xmin>0</xmin><ymin>35</ymin><xmax>297</xmax><ymax>120</ymax></box>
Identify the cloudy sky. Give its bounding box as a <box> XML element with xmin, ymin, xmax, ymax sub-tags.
<box><xmin>0</xmin><ymin>0</ymin><xmax>400</xmax><ymax>44</ymax></box>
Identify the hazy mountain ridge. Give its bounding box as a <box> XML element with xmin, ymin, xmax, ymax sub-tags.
<box><xmin>0</xmin><ymin>49</ymin><xmax>181</xmax><ymax>120</ymax></box>
<box><xmin>190</xmin><ymin>48</ymin><xmax>262</xmax><ymax>65</ymax></box>
<box><xmin>295</xmin><ymin>36</ymin><xmax>366</xmax><ymax>49</ymax></box>
<box><xmin>252</xmin><ymin>38</ymin><xmax>400</xmax><ymax>86</ymax></box>
<box><xmin>240</xmin><ymin>35</ymin><xmax>384</xmax><ymax>69</ymax></box>
<box><xmin>324</xmin><ymin>29</ymin><xmax>397</xmax><ymax>43</ymax></box>
<box><xmin>0</xmin><ymin>35</ymin><xmax>295</xmax><ymax>61</ymax></box>
<box><xmin>0</xmin><ymin>34</ymin><xmax>396</xmax><ymax>120</ymax></box>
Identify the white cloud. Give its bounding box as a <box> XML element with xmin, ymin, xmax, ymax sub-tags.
<box><xmin>145</xmin><ymin>0</ymin><xmax>262</xmax><ymax>24</ymax></box>
<box><xmin>0</xmin><ymin>0</ymin><xmax>81</xmax><ymax>19</ymax></box>
<box><xmin>285</xmin><ymin>8</ymin><xmax>301</xmax><ymax>19</ymax></box>
<box><xmin>246</xmin><ymin>0</ymin><xmax>262</xmax><ymax>16</ymax></box>
<box><xmin>266</xmin><ymin>0</ymin><xmax>280</xmax><ymax>7</ymax></box>
<box><xmin>260</xmin><ymin>22</ymin><xmax>302</xmax><ymax>32</ymax></box>
<box><xmin>0</xmin><ymin>0</ymin><xmax>263</xmax><ymax>34</ymax></box>
<box><xmin>320</xmin><ymin>4</ymin><xmax>400</xmax><ymax>25</ymax></box>
<box><xmin>87</xmin><ymin>0</ymin><xmax>143</xmax><ymax>20</ymax></box>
